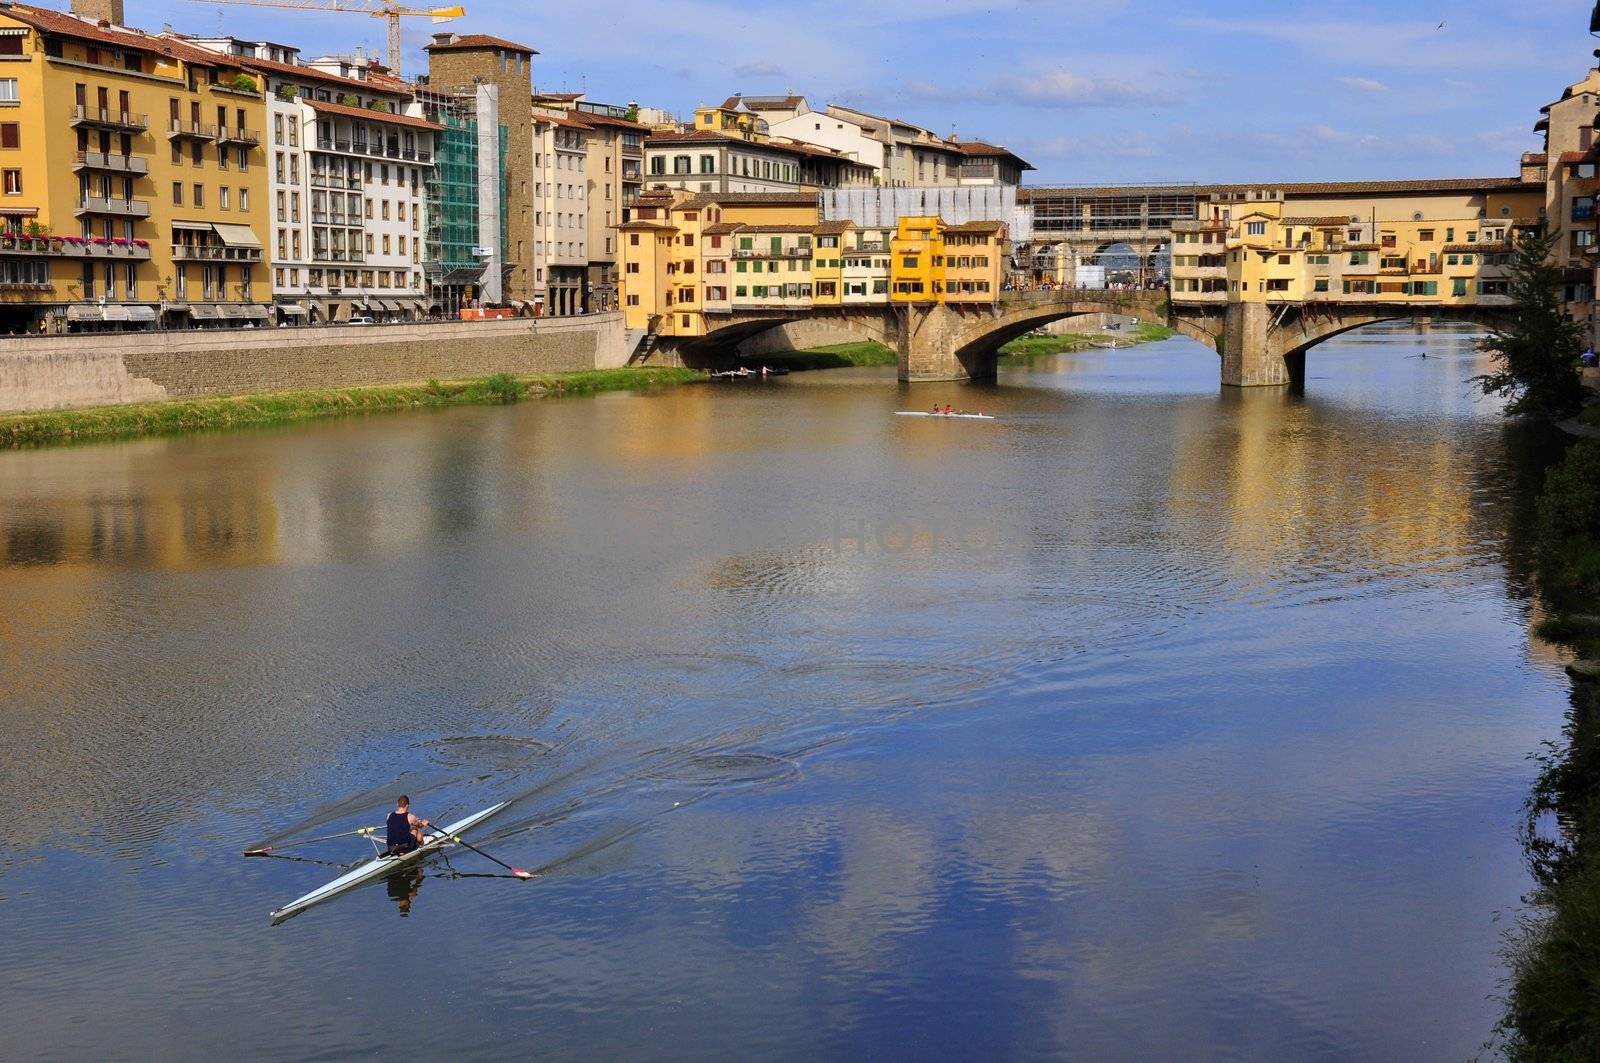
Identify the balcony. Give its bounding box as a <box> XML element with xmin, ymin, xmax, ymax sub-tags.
<box><xmin>76</xmin><ymin>196</ymin><xmax>150</xmax><ymax>218</ymax></box>
<box><xmin>784</xmin><ymin>247</ymin><xmax>812</xmax><ymax>258</ymax></box>
<box><xmin>168</xmin><ymin>120</ymin><xmax>219</xmax><ymax>140</ymax></box>
<box><xmin>72</xmin><ymin>106</ymin><xmax>149</xmax><ymax>132</ymax></box>
<box><xmin>312</xmin><ymin>249</ymin><xmax>366</xmax><ymax>263</ymax></box>
<box><xmin>171</xmin><ymin>244</ymin><xmax>263</xmax><ymax>263</ymax></box>
<box><xmin>72</xmin><ymin>151</ymin><xmax>149</xmax><ymax>175</ymax></box>
<box><xmin>731</xmin><ymin>249</ymin><xmax>756</xmax><ymax>258</ymax></box>
<box><xmin>0</xmin><ymin>234</ymin><xmax>151</xmax><ymax>259</ymax></box>
<box><xmin>852</xmin><ymin>242</ymin><xmax>888</xmax><ymax>253</ymax></box>
<box><xmin>217</xmin><ymin>126</ymin><xmax>260</xmax><ymax>146</ymax></box>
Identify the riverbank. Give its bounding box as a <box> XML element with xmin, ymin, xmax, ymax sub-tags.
<box><xmin>0</xmin><ymin>366</ymin><xmax>699</xmax><ymax>449</ymax></box>
<box><xmin>999</xmin><ymin>322</ymin><xmax>1177</xmax><ymax>360</ymax></box>
<box><xmin>1498</xmin><ymin>437</ymin><xmax>1600</xmax><ymax>1060</ymax></box>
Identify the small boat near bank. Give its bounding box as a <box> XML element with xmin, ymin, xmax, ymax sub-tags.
<box><xmin>266</xmin><ymin>802</ymin><xmax>509</xmax><ymax>923</ymax></box>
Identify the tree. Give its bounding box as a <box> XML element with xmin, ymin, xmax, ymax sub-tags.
<box><xmin>1475</xmin><ymin>224</ymin><xmax>1587</xmax><ymax>421</ymax></box>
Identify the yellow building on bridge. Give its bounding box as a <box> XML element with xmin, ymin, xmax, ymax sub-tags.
<box><xmin>618</xmin><ymin>188</ymin><xmax>1006</xmax><ymax>339</ymax></box>
<box><xmin>1170</xmin><ymin>183</ymin><xmax>1543</xmax><ymax>312</ymax></box>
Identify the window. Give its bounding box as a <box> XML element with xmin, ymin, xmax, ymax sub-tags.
<box><xmin>649</xmin><ymin>156</ymin><xmax>665</xmax><ymax>175</ymax></box>
<box><xmin>699</xmin><ymin>154</ymin><xmax>715</xmax><ymax>174</ymax></box>
<box><xmin>1349</xmin><ymin>251</ymin><xmax>1369</xmax><ymax>265</ymax></box>
<box><xmin>219</xmin><ymin>187</ymin><xmax>229</xmax><ymax>210</ymax></box>
<box><xmin>1452</xmin><ymin>278</ymin><xmax>1468</xmax><ymax>297</ymax></box>
<box><xmin>1245</xmin><ymin>221</ymin><xmax>1265</xmax><ymax>236</ymax></box>
<box><xmin>1312</xmin><ymin>279</ymin><xmax>1329</xmax><ymax>292</ymax></box>
<box><xmin>0</xmin><ymin>123</ymin><xmax>15</xmax><ymax>149</ymax></box>
<box><xmin>0</xmin><ymin>79</ymin><xmax>17</xmax><ymax>104</ymax></box>
<box><xmin>672</xmin><ymin>154</ymin><xmax>691</xmax><ymax>175</ymax></box>
<box><xmin>902</xmin><ymin>256</ymin><xmax>918</xmax><ymax>268</ymax></box>
<box><xmin>1</xmin><ymin>168</ymin><xmax>19</xmax><ymax>195</ymax></box>
<box><xmin>172</xmin><ymin>181</ymin><xmax>183</xmax><ymax>204</ymax></box>
<box><xmin>193</xmin><ymin>183</ymin><xmax>204</xmax><ymax>207</ymax></box>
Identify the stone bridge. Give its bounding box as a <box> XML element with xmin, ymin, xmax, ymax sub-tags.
<box><xmin>665</xmin><ymin>291</ymin><xmax>1510</xmax><ymax>387</ymax></box>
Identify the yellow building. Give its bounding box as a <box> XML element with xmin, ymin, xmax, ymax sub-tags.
<box><xmin>0</xmin><ymin>2</ymin><xmax>270</xmax><ymax>332</ymax></box>
<box><xmin>1171</xmin><ymin>185</ymin><xmax>1543</xmax><ymax>311</ymax></box>
<box><xmin>811</xmin><ymin>219</ymin><xmax>848</xmax><ymax>306</ymax></box>
<box><xmin>889</xmin><ymin>215</ymin><xmax>1006</xmax><ymax>304</ymax></box>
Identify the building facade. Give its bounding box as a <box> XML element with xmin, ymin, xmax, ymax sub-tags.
<box><xmin>0</xmin><ymin>2</ymin><xmax>271</xmax><ymax>332</ymax></box>
<box><xmin>424</xmin><ymin>32</ymin><xmax>536</xmax><ymax>302</ymax></box>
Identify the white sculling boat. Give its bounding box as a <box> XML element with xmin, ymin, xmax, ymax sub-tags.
<box><xmin>269</xmin><ymin>801</ymin><xmax>508</xmax><ymax>923</ymax></box>
<box><xmin>894</xmin><ymin>411</ymin><xmax>996</xmax><ymax>420</ymax></box>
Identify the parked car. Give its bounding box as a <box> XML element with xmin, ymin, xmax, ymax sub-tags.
<box><xmin>347</xmin><ymin>316</ymin><xmax>375</xmax><ymax>325</ymax></box>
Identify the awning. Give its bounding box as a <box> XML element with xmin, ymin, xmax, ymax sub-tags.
<box><xmin>100</xmin><ymin>304</ymin><xmax>130</xmax><ymax>322</ymax></box>
<box><xmin>212</xmin><ymin>224</ymin><xmax>262</xmax><ymax>250</ymax></box>
<box><xmin>218</xmin><ymin>304</ymin><xmax>245</xmax><ymax>319</ymax></box>
<box><xmin>242</xmin><ymin>305</ymin><xmax>270</xmax><ymax>320</ymax></box>
<box><xmin>171</xmin><ymin>221</ymin><xmax>214</xmax><ymax>233</ymax></box>
<box><xmin>277</xmin><ymin>303</ymin><xmax>308</xmax><ymax>317</ymax></box>
<box><xmin>66</xmin><ymin>304</ymin><xmax>103</xmax><ymax>322</ymax></box>
<box><xmin>126</xmin><ymin>305</ymin><xmax>157</xmax><ymax>322</ymax></box>
<box><xmin>509</xmin><ymin>299</ymin><xmax>529</xmax><ymax>312</ymax></box>
<box><xmin>0</xmin><ymin>206</ymin><xmax>39</xmax><ymax>217</ymax></box>
<box><xmin>305</xmin><ymin>300</ymin><xmax>325</xmax><ymax>317</ymax></box>
<box><xmin>189</xmin><ymin>304</ymin><xmax>221</xmax><ymax>320</ymax></box>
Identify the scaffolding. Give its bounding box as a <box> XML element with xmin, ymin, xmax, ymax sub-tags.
<box><xmin>417</xmin><ymin>87</ymin><xmax>485</xmax><ymax>317</ymax></box>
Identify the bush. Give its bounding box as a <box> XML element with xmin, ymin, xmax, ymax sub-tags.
<box><xmin>481</xmin><ymin>373</ymin><xmax>521</xmax><ymax>403</ymax></box>
<box><xmin>275</xmin><ymin>84</ymin><xmax>298</xmax><ymax>101</ymax></box>
<box><xmin>1537</xmin><ymin>441</ymin><xmax>1600</xmax><ymax>611</ymax></box>
<box><xmin>230</xmin><ymin>73</ymin><xmax>258</xmax><ymax>93</ymax></box>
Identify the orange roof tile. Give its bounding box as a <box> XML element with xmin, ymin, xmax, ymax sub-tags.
<box><xmin>304</xmin><ymin>97</ymin><xmax>441</xmax><ymax>130</ymax></box>
<box><xmin>425</xmin><ymin>34</ymin><xmax>536</xmax><ymax>55</ymax></box>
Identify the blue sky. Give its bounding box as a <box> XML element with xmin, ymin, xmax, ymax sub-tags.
<box><xmin>155</xmin><ymin>0</ymin><xmax>1593</xmax><ymax>184</ymax></box>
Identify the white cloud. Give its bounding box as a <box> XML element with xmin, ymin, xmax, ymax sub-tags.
<box><xmin>905</xmin><ymin>70</ymin><xmax>1175</xmax><ymax>111</ymax></box>
<box><xmin>1339</xmin><ymin>76</ymin><xmax>1389</xmax><ymax>93</ymax></box>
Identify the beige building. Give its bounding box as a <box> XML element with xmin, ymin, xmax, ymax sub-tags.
<box><xmin>1531</xmin><ymin>65</ymin><xmax>1600</xmax><ymax>331</ymax></box>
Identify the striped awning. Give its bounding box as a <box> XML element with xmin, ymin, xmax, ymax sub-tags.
<box><xmin>189</xmin><ymin>304</ymin><xmax>221</xmax><ymax>320</ymax></box>
<box><xmin>126</xmin><ymin>305</ymin><xmax>157</xmax><ymax>322</ymax></box>
<box><xmin>66</xmin><ymin>304</ymin><xmax>102</xmax><ymax>322</ymax></box>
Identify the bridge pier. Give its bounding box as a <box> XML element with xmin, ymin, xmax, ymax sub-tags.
<box><xmin>898</xmin><ymin>304</ymin><xmax>992</xmax><ymax>382</ymax></box>
<box><xmin>1221</xmin><ymin>302</ymin><xmax>1299</xmax><ymax>388</ymax></box>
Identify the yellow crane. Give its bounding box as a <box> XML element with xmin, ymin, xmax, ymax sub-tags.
<box><xmin>184</xmin><ymin>0</ymin><xmax>464</xmax><ymax>77</ymax></box>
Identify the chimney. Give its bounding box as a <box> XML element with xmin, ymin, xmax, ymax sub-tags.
<box><xmin>70</xmin><ymin>0</ymin><xmax>123</xmax><ymax>25</ymax></box>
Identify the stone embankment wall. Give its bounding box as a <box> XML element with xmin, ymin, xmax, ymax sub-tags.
<box><xmin>0</xmin><ymin>313</ymin><xmax>628</xmax><ymax>413</ymax></box>
<box><xmin>733</xmin><ymin>314</ymin><xmax>902</xmax><ymax>357</ymax></box>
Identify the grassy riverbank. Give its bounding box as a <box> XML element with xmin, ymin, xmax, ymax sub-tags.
<box><xmin>0</xmin><ymin>365</ymin><xmax>700</xmax><ymax>449</ymax></box>
<box><xmin>1498</xmin><ymin>438</ymin><xmax>1600</xmax><ymax>1059</ymax></box>
<box><xmin>1000</xmin><ymin>322</ymin><xmax>1177</xmax><ymax>359</ymax></box>
<box><xmin>743</xmin><ymin>341</ymin><xmax>899</xmax><ymax>371</ymax></box>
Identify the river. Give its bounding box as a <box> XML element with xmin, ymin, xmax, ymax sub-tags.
<box><xmin>0</xmin><ymin>325</ymin><xmax>1569</xmax><ymax>1060</ymax></box>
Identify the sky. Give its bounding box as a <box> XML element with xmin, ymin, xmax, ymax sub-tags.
<box><xmin>149</xmin><ymin>0</ymin><xmax>1597</xmax><ymax>185</ymax></box>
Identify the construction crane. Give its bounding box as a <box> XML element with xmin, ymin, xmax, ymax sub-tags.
<box><xmin>185</xmin><ymin>0</ymin><xmax>464</xmax><ymax>77</ymax></box>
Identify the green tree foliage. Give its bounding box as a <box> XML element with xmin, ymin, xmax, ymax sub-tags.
<box><xmin>230</xmin><ymin>74</ymin><xmax>258</xmax><ymax>93</ymax></box>
<box><xmin>1475</xmin><ymin>225</ymin><xmax>1586</xmax><ymax>421</ymax></box>
<box><xmin>1537</xmin><ymin>441</ymin><xmax>1600</xmax><ymax>611</ymax></box>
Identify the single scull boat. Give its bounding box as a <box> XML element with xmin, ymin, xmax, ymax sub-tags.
<box><xmin>894</xmin><ymin>411</ymin><xmax>996</xmax><ymax>420</ymax></box>
<box><xmin>269</xmin><ymin>801</ymin><xmax>508</xmax><ymax>923</ymax></box>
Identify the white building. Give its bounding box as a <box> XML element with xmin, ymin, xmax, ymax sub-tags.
<box><xmin>183</xmin><ymin>37</ymin><xmax>437</xmax><ymax>322</ymax></box>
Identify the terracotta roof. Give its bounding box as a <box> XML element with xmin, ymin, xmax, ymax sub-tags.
<box><xmin>943</xmin><ymin>220</ymin><xmax>1006</xmax><ymax>234</ymax></box>
<box><xmin>946</xmin><ymin>139</ymin><xmax>1034</xmax><ymax>170</ymax></box>
<box><xmin>425</xmin><ymin>34</ymin><xmax>537</xmax><ymax>55</ymax></box>
<box><xmin>648</xmin><ymin>128</ymin><xmax>739</xmax><ymax>145</ymax></box>
<box><xmin>242</xmin><ymin>54</ymin><xmax>400</xmax><ymax>92</ymax></box>
<box><xmin>1443</xmin><ymin>242</ymin><xmax>1510</xmax><ymax>253</ymax></box>
<box><xmin>536</xmin><ymin>91</ymin><xmax>584</xmax><ymax>102</ymax></box>
<box><xmin>1559</xmin><ymin>150</ymin><xmax>1599</xmax><ymax>165</ymax></box>
<box><xmin>702</xmin><ymin>222</ymin><xmax>745</xmax><ymax>235</ymax></box>
<box><xmin>1342</xmin><ymin>243</ymin><xmax>1381</xmax><ymax>251</ymax></box>
<box><xmin>304</xmin><ymin>97</ymin><xmax>441</xmax><ymax>131</ymax></box>
<box><xmin>680</xmin><ymin>191</ymin><xmax>818</xmax><ymax>208</ymax></box>
<box><xmin>1283</xmin><ymin>216</ymin><xmax>1355</xmax><ymax>227</ymax></box>
<box><xmin>814</xmin><ymin>220</ymin><xmax>852</xmax><ymax>234</ymax></box>
<box><xmin>3</xmin><ymin>6</ymin><xmax>247</xmax><ymax>69</ymax></box>
<box><xmin>572</xmin><ymin>111</ymin><xmax>648</xmax><ymax>132</ymax></box>
<box><xmin>1522</xmin><ymin>152</ymin><xmax>1548</xmax><ymax>164</ymax></box>
<box><xmin>615</xmin><ymin>219</ymin><xmax>678</xmax><ymax>230</ymax></box>
<box><xmin>716</xmin><ymin>95</ymin><xmax>742</xmax><ymax>111</ymax></box>
<box><xmin>740</xmin><ymin>95</ymin><xmax>806</xmax><ymax>110</ymax></box>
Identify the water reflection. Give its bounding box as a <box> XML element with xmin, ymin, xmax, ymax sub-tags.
<box><xmin>0</xmin><ymin>323</ymin><xmax>1572</xmax><ymax>1060</ymax></box>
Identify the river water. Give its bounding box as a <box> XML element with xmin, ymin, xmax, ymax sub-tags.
<box><xmin>0</xmin><ymin>325</ymin><xmax>1570</xmax><ymax>1060</ymax></box>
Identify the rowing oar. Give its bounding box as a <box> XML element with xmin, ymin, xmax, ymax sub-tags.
<box><xmin>428</xmin><ymin>823</ymin><xmax>534</xmax><ymax>880</ymax></box>
<box><xmin>242</xmin><ymin>825</ymin><xmax>380</xmax><ymax>857</ymax></box>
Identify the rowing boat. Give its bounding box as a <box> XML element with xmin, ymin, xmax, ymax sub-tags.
<box><xmin>269</xmin><ymin>802</ymin><xmax>508</xmax><ymax>923</ymax></box>
<box><xmin>894</xmin><ymin>411</ymin><xmax>996</xmax><ymax>420</ymax></box>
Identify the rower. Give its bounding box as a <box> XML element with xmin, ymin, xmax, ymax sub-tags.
<box><xmin>943</xmin><ymin>404</ymin><xmax>954</xmax><ymax>414</ymax></box>
<box><xmin>385</xmin><ymin>795</ymin><xmax>432</xmax><ymax>856</ymax></box>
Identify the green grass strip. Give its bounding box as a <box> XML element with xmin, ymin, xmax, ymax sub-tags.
<box><xmin>0</xmin><ymin>366</ymin><xmax>700</xmax><ymax>449</ymax></box>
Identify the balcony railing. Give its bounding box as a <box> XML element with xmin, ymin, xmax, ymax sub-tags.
<box><xmin>76</xmin><ymin>196</ymin><xmax>151</xmax><ymax>218</ymax></box>
<box><xmin>784</xmin><ymin>247</ymin><xmax>812</xmax><ymax>258</ymax></box>
<box><xmin>0</xmin><ymin>234</ymin><xmax>151</xmax><ymax>259</ymax></box>
<box><xmin>171</xmin><ymin>244</ymin><xmax>262</xmax><ymax>262</ymax></box>
<box><xmin>852</xmin><ymin>242</ymin><xmax>888</xmax><ymax>252</ymax></box>
<box><xmin>169</xmin><ymin>120</ymin><xmax>218</xmax><ymax>140</ymax></box>
<box><xmin>312</xmin><ymin>249</ymin><xmax>366</xmax><ymax>263</ymax></box>
<box><xmin>72</xmin><ymin>106</ymin><xmax>148</xmax><ymax>131</ymax></box>
<box><xmin>73</xmin><ymin>151</ymin><xmax>149</xmax><ymax>175</ymax></box>
<box><xmin>731</xmin><ymin>249</ymin><xmax>755</xmax><ymax>258</ymax></box>
<box><xmin>217</xmin><ymin>126</ymin><xmax>260</xmax><ymax>146</ymax></box>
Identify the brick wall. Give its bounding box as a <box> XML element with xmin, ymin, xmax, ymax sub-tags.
<box><xmin>0</xmin><ymin>313</ymin><xmax>627</xmax><ymax>413</ymax></box>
